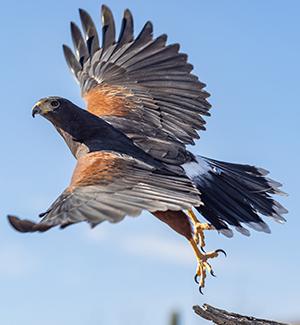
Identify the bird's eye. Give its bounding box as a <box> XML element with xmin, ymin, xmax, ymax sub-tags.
<box><xmin>50</xmin><ymin>100</ymin><xmax>60</xmax><ymax>108</ymax></box>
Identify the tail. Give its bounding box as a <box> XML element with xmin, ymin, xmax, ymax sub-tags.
<box><xmin>183</xmin><ymin>156</ymin><xmax>288</xmax><ymax>237</ymax></box>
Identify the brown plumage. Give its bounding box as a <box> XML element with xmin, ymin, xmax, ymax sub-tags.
<box><xmin>84</xmin><ymin>85</ymin><xmax>134</xmax><ymax>117</ymax></box>
<box><xmin>8</xmin><ymin>4</ymin><xmax>287</xmax><ymax>293</ymax></box>
<box><xmin>153</xmin><ymin>211</ymin><xmax>193</xmax><ymax>240</ymax></box>
<box><xmin>69</xmin><ymin>152</ymin><xmax>123</xmax><ymax>190</ymax></box>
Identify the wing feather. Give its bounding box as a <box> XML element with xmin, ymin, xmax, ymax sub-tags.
<box><xmin>8</xmin><ymin>151</ymin><xmax>201</xmax><ymax>232</ymax></box>
<box><xmin>79</xmin><ymin>8</ymin><xmax>100</xmax><ymax>55</ymax></box>
<box><xmin>70</xmin><ymin>22</ymin><xmax>89</xmax><ymax>65</ymax></box>
<box><xmin>118</xmin><ymin>9</ymin><xmax>134</xmax><ymax>46</ymax></box>
<box><xmin>101</xmin><ymin>5</ymin><xmax>116</xmax><ymax>51</ymax></box>
<box><xmin>64</xmin><ymin>5</ymin><xmax>211</xmax><ymax>165</ymax></box>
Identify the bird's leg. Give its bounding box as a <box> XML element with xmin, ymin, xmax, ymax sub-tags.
<box><xmin>187</xmin><ymin>209</ymin><xmax>214</xmax><ymax>250</ymax></box>
<box><xmin>189</xmin><ymin>238</ymin><xmax>226</xmax><ymax>294</ymax></box>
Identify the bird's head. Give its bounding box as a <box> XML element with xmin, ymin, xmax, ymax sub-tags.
<box><xmin>31</xmin><ymin>96</ymin><xmax>110</xmax><ymax>143</ymax></box>
<box><xmin>32</xmin><ymin>96</ymin><xmax>67</xmax><ymax>118</ymax></box>
<box><xmin>32</xmin><ymin>96</ymin><xmax>87</xmax><ymax>136</ymax></box>
<box><xmin>32</xmin><ymin>96</ymin><xmax>87</xmax><ymax>128</ymax></box>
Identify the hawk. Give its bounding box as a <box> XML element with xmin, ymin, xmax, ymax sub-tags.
<box><xmin>8</xmin><ymin>4</ymin><xmax>287</xmax><ymax>293</ymax></box>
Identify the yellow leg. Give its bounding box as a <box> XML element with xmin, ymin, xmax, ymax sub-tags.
<box><xmin>187</xmin><ymin>209</ymin><xmax>214</xmax><ymax>249</ymax></box>
<box><xmin>189</xmin><ymin>238</ymin><xmax>226</xmax><ymax>293</ymax></box>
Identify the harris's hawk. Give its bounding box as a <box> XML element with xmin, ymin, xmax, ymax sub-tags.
<box><xmin>8</xmin><ymin>4</ymin><xmax>287</xmax><ymax>292</ymax></box>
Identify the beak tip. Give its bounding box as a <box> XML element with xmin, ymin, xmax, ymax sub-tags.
<box><xmin>32</xmin><ymin>105</ymin><xmax>41</xmax><ymax>118</ymax></box>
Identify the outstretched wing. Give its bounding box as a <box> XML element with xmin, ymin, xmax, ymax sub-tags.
<box><xmin>8</xmin><ymin>151</ymin><xmax>201</xmax><ymax>232</ymax></box>
<box><xmin>63</xmin><ymin>5</ymin><xmax>210</xmax><ymax>165</ymax></box>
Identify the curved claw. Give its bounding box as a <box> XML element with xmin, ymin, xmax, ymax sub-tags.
<box><xmin>199</xmin><ymin>286</ymin><xmax>204</xmax><ymax>295</ymax></box>
<box><xmin>216</xmin><ymin>249</ymin><xmax>227</xmax><ymax>257</ymax></box>
<box><xmin>194</xmin><ymin>274</ymin><xmax>199</xmax><ymax>284</ymax></box>
<box><xmin>210</xmin><ymin>269</ymin><xmax>216</xmax><ymax>277</ymax></box>
<box><xmin>200</xmin><ymin>246</ymin><xmax>206</xmax><ymax>253</ymax></box>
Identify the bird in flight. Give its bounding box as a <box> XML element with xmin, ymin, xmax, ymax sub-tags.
<box><xmin>8</xmin><ymin>4</ymin><xmax>287</xmax><ymax>293</ymax></box>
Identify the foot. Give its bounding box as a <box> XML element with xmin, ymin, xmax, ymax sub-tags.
<box><xmin>189</xmin><ymin>239</ymin><xmax>226</xmax><ymax>293</ymax></box>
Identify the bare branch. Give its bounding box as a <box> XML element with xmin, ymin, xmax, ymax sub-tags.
<box><xmin>193</xmin><ymin>304</ymin><xmax>289</xmax><ymax>325</ymax></box>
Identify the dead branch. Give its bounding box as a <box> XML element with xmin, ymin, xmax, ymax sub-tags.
<box><xmin>193</xmin><ymin>304</ymin><xmax>289</xmax><ymax>325</ymax></box>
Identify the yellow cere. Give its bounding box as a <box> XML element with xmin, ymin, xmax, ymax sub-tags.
<box><xmin>31</xmin><ymin>99</ymin><xmax>51</xmax><ymax>114</ymax></box>
<box><xmin>32</xmin><ymin>100</ymin><xmax>43</xmax><ymax>110</ymax></box>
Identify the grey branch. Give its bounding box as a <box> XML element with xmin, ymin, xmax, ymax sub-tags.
<box><xmin>193</xmin><ymin>304</ymin><xmax>289</xmax><ymax>325</ymax></box>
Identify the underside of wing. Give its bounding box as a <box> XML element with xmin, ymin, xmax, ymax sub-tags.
<box><xmin>63</xmin><ymin>5</ymin><xmax>211</xmax><ymax>165</ymax></box>
<box><xmin>8</xmin><ymin>151</ymin><xmax>201</xmax><ymax>232</ymax></box>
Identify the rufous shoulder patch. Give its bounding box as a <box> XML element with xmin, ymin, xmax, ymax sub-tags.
<box><xmin>84</xmin><ymin>84</ymin><xmax>135</xmax><ymax>117</ymax></box>
<box><xmin>69</xmin><ymin>151</ymin><xmax>125</xmax><ymax>191</ymax></box>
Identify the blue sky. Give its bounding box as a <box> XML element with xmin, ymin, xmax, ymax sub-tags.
<box><xmin>0</xmin><ymin>0</ymin><xmax>299</xmax><ymax>324</ymax></box>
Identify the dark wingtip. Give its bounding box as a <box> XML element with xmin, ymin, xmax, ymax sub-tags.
<box><xmin>144</xmin><ymin>21</ymin><xmax>154</xmax><ymax>36</ymax></box>
<box><xmin>118</xmin><ymin>8</ymin><xmax>134</xmax><ymax>45</ymax></box>
<box><xmin>7</xmin><ymin>215</ymin><xmax>35</xmax><ymax>233</ymax></box>
<box><xmin>78</xmin><ymin>8</ymin><xmax>90</xmax><ymax>26</ymax></box>
<box><xmin>62</xmin><ymin>44</ymin><xmax>70</xmax><ymax>57</ymax></box>
<box><xmin>7</xmin><ymin>215</ymin><xmax>52</xmax><ymax>233</ymax></box>
<box><xmin>124</xmin><ymin>8</ymin><xmax>132</xmax><ymax>17</ymax></box>
<box><xmin>78</xmin><ymin>8</ymin><xmax>85</xmax><ymax>15</ymax></box>
<box><xmin>70</xmin><ymin>21</ymin><xmax>77</xmax><ymax>32</ymax></box>
<box><xmin>101</xmin><ymin>4</ymin><xmax>114</xmax><ymax>24</ymax></box>
<box><xmin>134</xmin><ymin>20</ymin><xmax>153</xmax><ymax>46</ymax></box>
<box><xmin>145</xmin><ymin>21</ymin><xmax>153</xmax><ymax>30</ymax></box>
<box><xmin>101</xmin><ymin>4</ymin><xmax>112</xmax><ymax>13</ymax></box>
<box><xmin>78</xmin><ymin>8</ymin><xmax>87</xmax><ymax>22</ymax></box>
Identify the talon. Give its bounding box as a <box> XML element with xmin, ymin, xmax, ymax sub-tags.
<box><xmin>200</xmin><ymin>246</ymin><xmax>206</xmax><ymax>253</ymax></box>
<box><xmin>189</xmin><ymin>238</ymin><xmax>225</xmax><ymax>292</ymax></box>
<box><xmin>216</xmin><ymin>249</ymin><xmax>227</xmax><ymax>257</ymax></box>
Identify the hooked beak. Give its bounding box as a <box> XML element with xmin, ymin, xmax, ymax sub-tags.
<box><xmin>32</xmin><ymin>105</ymin><xmax>42</xmax><ymax>118</ymax></box>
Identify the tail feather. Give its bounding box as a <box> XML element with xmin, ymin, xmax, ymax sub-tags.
<box><xmin>183</xmin><ymin>156</ymin><xmax>288</xmax><ymax>237</ymax></box>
